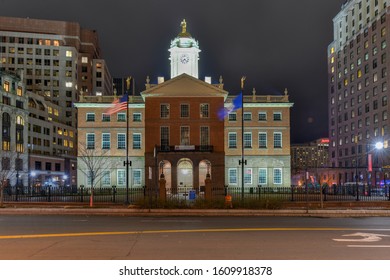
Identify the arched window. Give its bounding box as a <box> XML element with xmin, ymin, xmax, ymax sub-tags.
<box><xmin>2</xmin><ymin>112</ymin><xmax>11</xmax><ymax>151</ymax></box>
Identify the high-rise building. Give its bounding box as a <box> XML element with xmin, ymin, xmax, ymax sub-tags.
<box><xmin>0</xmin><ymin>16</ymin><xmax>112</xmax><ymax>187</ymax></box>
<box><xmin>328</xmin><ymin>0</ymin><xmax>390</xmax><ymax>185</ymax></box>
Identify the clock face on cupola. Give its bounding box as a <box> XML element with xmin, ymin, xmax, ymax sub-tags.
<box><xmin>169</xmin><ymin>19</ymin><xmax>201</xmax><ymax>79</ymax></box>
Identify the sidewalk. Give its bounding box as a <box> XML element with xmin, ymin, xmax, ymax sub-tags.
<box><xmin>1</xmin><ymin>203</ymin><xmax>390</xmax><ymax>217</ymax></box>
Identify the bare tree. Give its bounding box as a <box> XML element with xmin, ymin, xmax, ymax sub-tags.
<box><xmin>0</xmin><ymin>152</ymin><xmax>18</xmax><ymax>207</ymax></box>
<box><xmin>77</xmin><ymin>142</ymin><xmax>111</xmax><ymax>206</ymax></box>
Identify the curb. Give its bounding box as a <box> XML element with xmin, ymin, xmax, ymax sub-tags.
<box><xmin>2</xmin><ymin>207</ymin><xmax>390</xmax><ymax>217</ymax></box>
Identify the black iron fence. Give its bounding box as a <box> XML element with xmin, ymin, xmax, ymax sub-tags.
<box><xmin>2</xmin><ymin>184</ymin><xmax>390</xmax><ymax>205</ymax></box>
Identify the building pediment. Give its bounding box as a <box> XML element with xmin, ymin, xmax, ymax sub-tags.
<box><xmin>141</xmin><ymin>74</ymin><xmax>228</xmax><ymax>100</ymax></box>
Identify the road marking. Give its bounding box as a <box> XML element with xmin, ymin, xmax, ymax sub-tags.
<box><xmin>0</xmin><ymin>227</ymin><xmax>350</xmax><ymax>240</ymax></box>
<box><xmin>348</xmin><ymin>245</ymin><xmax>390</xmax><ymax>248</ymax></box>
<box><xmin>333</xmin><ymin>232</ymin><xmax>390</xmax><ymax>242</ymax></box>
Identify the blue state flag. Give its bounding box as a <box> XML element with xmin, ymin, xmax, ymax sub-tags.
<box><xmin>218</xmin><ymin>92</ymin><xmax>243</xmax><ymax>120</ymax></box>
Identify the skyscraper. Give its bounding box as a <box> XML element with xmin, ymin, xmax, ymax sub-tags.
<box><xmin>0</xmin><ymin>16</ymin><xmax>113</xmax><ymax>187</ymax></box>
<box><xmin>328</xmin><ymin>0</ymin><xmax>389</xmax><ymax>184</ymax></box>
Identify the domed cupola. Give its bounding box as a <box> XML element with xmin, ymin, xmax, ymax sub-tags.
<box><xmin>169</xmin><ymin>19</ymin><xmax>201</xmax><ymax>79</ymax></box>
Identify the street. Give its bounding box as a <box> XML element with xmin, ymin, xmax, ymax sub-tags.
<box><xmin>1</xmin><ymin>215</ymin><xmax>390</xmax><ymax>260</ymax></box>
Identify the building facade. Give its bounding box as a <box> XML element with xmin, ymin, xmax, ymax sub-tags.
<box><xmin>328</xmin><ymin>0</ymin><xmax>390</xmax><ymax>185</ymax></box>
<box><xmin>0</xmin><ymin>71</ymin><xmax>28</xmax><ymax>190</ymax></box>
<box><xmin>0</xmin><ymin>16</ymin><xmax>113</xmax><ymax>186</ymax></box>
<box><xmin>75</xmin><ymin>20</ymin><xmax>293</xmax><ymax>191</ymax></box>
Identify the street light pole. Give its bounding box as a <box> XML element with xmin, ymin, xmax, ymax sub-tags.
<box><xmin>355</xmin><ymin>136</ymin><xmax>359</xmax><ymax>201</ymax></box>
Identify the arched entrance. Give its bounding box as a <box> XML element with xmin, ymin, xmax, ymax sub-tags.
<box><xmin>199</xmin><ymin>160</ymin><xmax>211</xmax><ymax>191</ymax></box>
<box><xmin>177</xmin><ymin>158</ymin><xmax>193</xmax><ymax>188</ymax></box>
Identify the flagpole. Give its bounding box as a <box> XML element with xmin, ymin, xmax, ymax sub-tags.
<box><xmin>125</xmin><ymin>76</ymin><xmax>132</xmax><ymax>205</ymax></box>
<box><xmin>240</xmin><ymin>76</ymin><xmax>246</xmax><ymax>201</ymax></box>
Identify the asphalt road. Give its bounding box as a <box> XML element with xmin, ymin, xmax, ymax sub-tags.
<box><xmin>1</xmin><ymin>215</ymin><xmax>390</xmax><ymax>260</ymax></box>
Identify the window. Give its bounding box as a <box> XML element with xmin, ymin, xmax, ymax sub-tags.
<box><xmin>45</xmin><ymin>162</ymin><xmax>52</xmax><ymax>171</ymax></box>
<box><xmin>66</xmin><ymin>50</ymin><xmax>72</xmax><ymax>57</ymax></box>
<box><xmin>160</xmin><ymin>126</ymin><xmax>170</xmax><ymax>147</ymax></box>
<box><xmin>133</xmin><ymin>169</ymin><xmax>142</xmax><ymax>186</ymax></box>
<box><xmin>180</xmin><ymin>126</ymin><xmax>190</xmax><ymax>145</ymax></box>
<box><xmin>258</xmin><ymin>168</ymin><xmax>267</xmax><ymax>185</ymax></box>
<box><xmin>117</xmin><ymin>170</ymin><xmax>125</xmax><ymax>186</ymax></box>
<box><xmin>86</xmin><ymin>113</ymin><xmax>95</xmax><ymax>122</ymax></box>
<box><xmin>86</xmin><ymin>133</ymin><xmax>95</xmax><ymax>149</ymax></box>
<box><xmin>228</xmin><ymin>168</ymin><xmax>237</xmax><ymax>185</ymax></box>
<box><xmin>117</xmin><ymin>133</ymin><xmax>126</xmax><ymax>149</ymax></box>
<box><xmin>180</xmin><ymin>104</ymin><xmax>189</xmax><ymax>118</ymax></box>
<box><xmin>3</xmin><ymin>81</ymin><xmax>10</xmax><ymax>92</ymax></box>
<box><xmin>132</xmin><ymin>133</ymin><xmax>141</xmax><ymax>149</ymax></box>
<box><xmin>200</xmin><ymin>126</ymin><xmax>209</xmax><ymax>147</ymax></box>
<box><xmin>117</xmin><ymin>113</ymin><xmax>126</xmax><ymax>122</ymax></box>
<box><xmin>259</xmin><ymin>132</ymin><xmax>267</xmax><ymax>148</ymax></box>
<box><xmin>228</xmin><ymin>132</ymin><xmax>237</xmax><ymax>148</ymax></box>
<box><xmin>82</xmin><ymin>57</ymin><xmax>88</xmax><ymax>63</ymax></box>
<box><xmin>102</xmin><ymin>133</ymin><xmax>110</xmax><ymax>149</ymax></box>
<box><xmin>102</xmin><ymin>171</ymin><xmax>111</xmax><ymax>186</ymax></box>
<box><xmin>133</xmin><ymin>113</ymin><xmax>141</xmax><ymax>122</ymax></box>
<box><xmin>228</xmin><ymin>112</ymin><xmax>237</xmax><ymax>121</ymax></box>
<box><xmin>160</xmin><ymin>104</ymin><xmax>170</xmax><ymax>118</ymax></box>
<box><xmin>244</xmin><ymin>168</ymin><xmax>252</xmax><ymax>184</ymax></box>
<box><xmin>243</xmin><ymin>132</ymin><xmax>252</xmax><ymax>148</ymax></box>
<box><xmin>273</xmin><ymin>168</ymin><xmax>282</xmax><ymax>184</ymax></box>
<box><xmin>258</xmin><ymin>112</ymin><xmax>267</xmax><ymax>121</ymax></box>
<box><xmin>102</xmin><ymin>114</ymin><xmax>110</xmax><ymax>122</ymax></box>
<box><xmin>274</xmin><ymin>132</ymin><xmax>282</xmax><ymax>148</ymax></box>
<box><xmin>243</xmin><ymin>112</ymin><xmax>252</xmax><ymax>121</ymax></box>
<box><xmin>200</xmin><ymin>104</ymin><xmax>209</xmax><ymax>118</ymax></box>
<box><xmin>273</xmin><ymin>112</ymin><xmax>282</xmax><ymax>121</ymax></box>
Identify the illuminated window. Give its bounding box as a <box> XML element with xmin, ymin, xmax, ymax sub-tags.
<box><xmin>65</xmin><ymin>82</ymin><xmax>73</xmax><ymax>88</ymax></box>
<box><xmin>3</xmin><ymin>81</ymin><xmax>10</xmax><ymax>92</ymax></box>
<box><xmin>53</xmin><ymin>40</ymin><xmax>59</xmax><ymax>46</ymax></box>
<box><xmin>66</xmin><ymin>50</ymin><xmax>72</xmax><ymax>57</ymax></box>
<box><xmin>331</xmin><ymin>47</ymin><xmax>335</xmax><ymax>54</ymax></box>
<box><xmin>54</xmin><ymin>109</ymin><xmax>59</xmax><ymax>116</ymax></box>
<box><xmin>160</xmin><ymin>104</ymin><xmax>170</xmax><ymax>118</ymax></box>
<box><xmin>200</xmin><ymin>104</ymin><xmax>209</xmax><ymax>118</ymax></box>
<box><xmin>82</xmin><ymin>57</ymin><xmax>88</xmax><ymax>63</ymax></box>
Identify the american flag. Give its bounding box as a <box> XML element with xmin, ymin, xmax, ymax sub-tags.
<box><xmin>105</xmin><ymin>94</ymin><xmax>128</xmax><ymax>115</ymax></box>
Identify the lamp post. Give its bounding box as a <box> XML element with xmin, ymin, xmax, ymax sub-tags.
<box><xmin>354</xmin><ymin>136</ymin><xmax>359</xmax><ymax>201</ymax></box>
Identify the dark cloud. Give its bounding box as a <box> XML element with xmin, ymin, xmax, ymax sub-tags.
<box><xmin>1</xmin><ymin>0</ymin><xmax>346</xmax><ymax>143</ymax></box>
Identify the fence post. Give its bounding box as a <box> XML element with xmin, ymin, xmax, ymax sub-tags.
<box><xmin>258</xmin><ymin>185</ymin><xmax>261</xmax><ymax>200</ymax></box>
<box><xmin>112</xmin><ymin>185</ymin><xmax>116</xmax><ymax>203</ymax></box>
<box><xmin>47</xmin><ymin>185</ymin><xmax>51</xmax><ymax>202</ymax></box>
<box><xmin>80</xmin><ymin>185</ymin><xmax>84</xmax><ymax>202</ymax></box>
<box><xmin>290</xmin><ymin>185</ymin><xmax>294</xmax><ymax>201</ymax></box>
<box><xmin>15</xmin><ymin>186</ymin><xmax>19</xmax><ymax>202</ymax></box>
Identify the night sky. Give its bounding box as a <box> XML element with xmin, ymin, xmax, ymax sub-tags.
<box><xmin>1</xmin><ymin>0</ymin><xmax>346</xmax><ymax>143</ymax></box>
